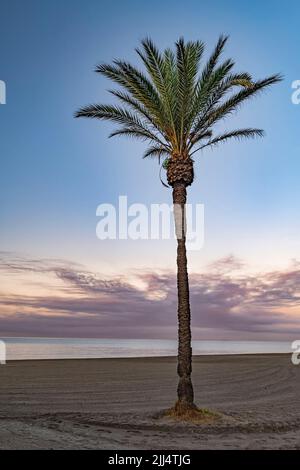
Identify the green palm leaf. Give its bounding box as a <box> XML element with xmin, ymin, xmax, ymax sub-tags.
<box><xmin>75</xmin><ymin>36</ymin><xmax>282</xmax><ymax>164</ymax></box>
<box><xmin>191</xmin><ymin>128</ymin><xmax>265</xmax><ymax>155</ymax></box>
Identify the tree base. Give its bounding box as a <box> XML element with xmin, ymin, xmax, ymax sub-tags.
<box><xmin>163</xmin><ymin>401</ymin><xmax>220</xmax><ymax>423</ymax></box>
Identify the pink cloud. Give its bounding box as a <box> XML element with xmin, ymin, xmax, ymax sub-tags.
<box><xmin>0</xmin><ymin>252</ymin><xmax>299</xmax><ymax>339</ymax></box>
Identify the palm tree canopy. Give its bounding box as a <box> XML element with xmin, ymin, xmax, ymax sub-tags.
<box><xmin>75</xmin><ymin>36</ymin><xmax>281</xmax><ymax>161</ymax></box>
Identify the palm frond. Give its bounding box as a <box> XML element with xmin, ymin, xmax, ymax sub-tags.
<box><xmin>108</xmin><ymin>127</ymin><xmax>167</xmax><ymax>145</ymax></box>
<box><xmin>189</xmin><ymin>72</ymin><xmax>254</xmax><ymax>145</ymax></box>
<box><xmin>95</xmin><ymin>61</ymin><xmax>166</xmax><ymax>130</ymax></box>
<box><xmin>176</xmin><ymin>38</ymin><xmax>205</xmax><ymax>151</ymax></box>
<box><xmin>75</xmin><ymin>104</ymin><xmax>167</xmax><ymax>147</ymax></box>
<box><xmin>200</xmin><ymin>35</ymin><xmax>229</xmax><ymax>83</ymax></box>
<box><xmin>75</xmin><ymin>103</ymin><xmax>144</xmax><ymax>126</ymax></box>
<box><xmin>108</xmin><ymin>89</ymin><xmax>168</xmax><ymax>142</ymax></box>
<box><xmin>188</xmin><ymin>129</ymin><xmax>213</xmax><ymax>146</ymax></box>
<box><xmin>163</xmin><ymin>47</ymin><xmax>178</xmax><ymax>132</ymax></box>
<box><xmin>143</xmin><ymin>145</ymin><xmax>170</xmax><ymax>159</ymax></box>
<box><xmin>136</xmin><ymin>38</ymin><xmax>178</xmax><ymax>148</ymax></box>
<box><xmin>191</xmin><ymin>128</ymin><xmax>265</xmax><ymax>155</ymax></box>
<box><xmin>187</xmin><ymin>58</ymin><xmax>235</xmax><ymax>134</ymax></box>
<box><xmin>199</xmin><ymin>74</ymin><xmax>282</xmax><ymax>131</ymax></box>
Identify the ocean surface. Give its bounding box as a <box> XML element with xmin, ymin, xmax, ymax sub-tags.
<box><xmin>0</xmin><ymin>337</ymin><xmax>292</xmax><ymax>360</ymax></box>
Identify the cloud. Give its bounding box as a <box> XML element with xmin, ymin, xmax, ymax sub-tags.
<box><xmin>0</xmin><ymin>252</ymin><xmax>299</xmax><ymax>339</ymax></box>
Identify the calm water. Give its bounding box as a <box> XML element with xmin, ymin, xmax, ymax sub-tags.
<box><xmin>0</xmin><ymin>337</ymin><xmax>291</xmax><ymax>360</ymax></box>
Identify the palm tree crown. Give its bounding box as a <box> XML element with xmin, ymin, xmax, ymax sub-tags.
<box><xmin>75</xmin><ymin>35</ymin><xmax>281</xmax><ymax>172</ymax></box>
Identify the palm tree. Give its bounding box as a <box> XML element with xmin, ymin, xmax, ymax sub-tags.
<box><xmin>75</xmin><ymin>36</ymin><xmax>281</xmax><ymax>416</ymax></box>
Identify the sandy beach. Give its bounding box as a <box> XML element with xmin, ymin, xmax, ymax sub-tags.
<box><xmin>0</xmin><ymin>354</ymin><xmax>299</xmax><ymax>449</ymax></box>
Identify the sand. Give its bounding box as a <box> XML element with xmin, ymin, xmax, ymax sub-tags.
<box><xmin>0</xmin><ymin>354</ymin><xmax>299</xmax><ymax>449</ymax></box>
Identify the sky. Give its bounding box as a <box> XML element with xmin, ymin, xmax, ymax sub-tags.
<box><xmin>0</xmin><ymin>0</ymin><xmax>300</xmax><ymax>340</ymax></box>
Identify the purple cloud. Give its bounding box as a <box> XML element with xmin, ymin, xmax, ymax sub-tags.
<box><xmin>0</xmin><ymin>252</ymin><xmax>300</xmax><ymax>339</ymax></box>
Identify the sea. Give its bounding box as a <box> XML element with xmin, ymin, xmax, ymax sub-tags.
<box><xmin>0</xmin><ymin>337</ymin><xmax>292</xmax><ymax>361</ymax></box>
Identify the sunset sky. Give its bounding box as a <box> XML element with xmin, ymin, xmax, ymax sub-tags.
<box><xmin>0</xmin><ymin>0</ymin><xmax>300</xmax><ymax>340</ymax></box>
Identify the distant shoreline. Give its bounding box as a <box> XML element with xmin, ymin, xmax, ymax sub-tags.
<box><xmin>4</xmin><ymin>351</ymin><xmax>292</xmax><ymax>362</ymax></box>
<box><xmin>1</xmin><ymin>337</ymin><xmax>292</xmax><ymax>361</ymax></box>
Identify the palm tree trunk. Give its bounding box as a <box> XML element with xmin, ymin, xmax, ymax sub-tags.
<box><xmin>172</xmin><ymin>182</ymin><xmax>195</xmax><ymax>411</ymax></box>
